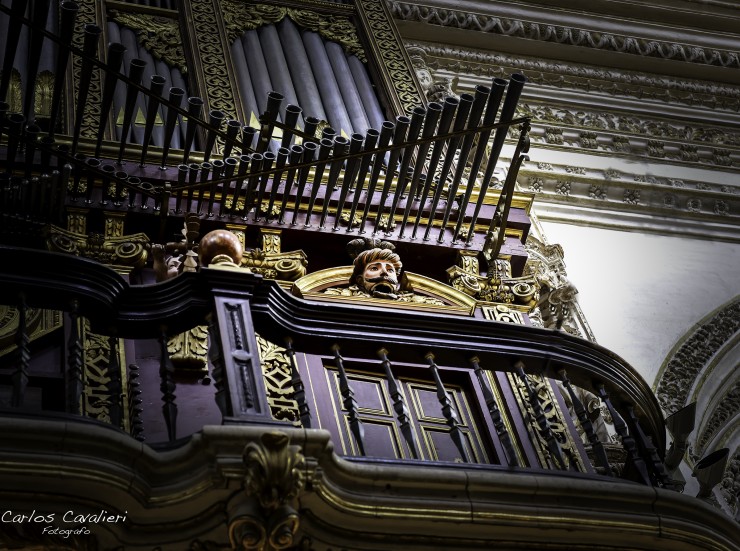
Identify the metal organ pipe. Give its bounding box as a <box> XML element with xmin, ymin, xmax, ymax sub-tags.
<box><xmin>325</xmin><ymin>41</ymin><xmax>370</xmax><ymax>136</ymax></box>
<box><xmin>22</xmin><ymin>0</ymin><xmax>51</xmax><ymax>121</ymax></box>
<box><xmin>117</xmin><ymin>58</ymin><xmax>147</xmax><ymax>163</ymax></box>
<box><xmin>181</xmin><ymin>96</ymin><xmax>204</xmax><ymax>164</ymax></box>
<box><xmin>159</xmin><ymin>86</ymin><xmax>185</xmax><ymax>169</ymax></box>
<box><xmin>0</xmin><ymin>0</ymin><xmax>27</xmax><ymax>104</ymax></box>
<box><xmin>301</xmin><ymin>29</ymin><xmax>353</xmax><ymax>138</ymax></box>
<box><xmin>277</xmin><ymin>17</ymin><xmax>327</xmax><ymax>124</ymax></box>
<box><xmin>48</xmin><ymin>1</ymin><xmax>78</xmax><ymax>136</ymax></box>
<box><xmin>347</xmin><ymin>55</ymin><xmax>385</xmax><ymax>132</ymax></box>
<box><xmin>259</xmin><ymin>23</ymin><xmax>302</xmax><ymax>124</ymax></box>
<box><xmin>230</xmin><ymin>39</ymin><xmax>261</xmax><ymax>128</ymax></box>
<box><xmin>95</xmin><ymin>42</ymin><xmax>127</xmax><ymax>158</ymax></box>
<box><xmin>139</xmin><ymin>74</ymin><xmax>166</xmax><ymax>166</ymax></box>
<box><xmin>242</xmin><ymin>30</ymin><xmax>275</xmax><ymax>118</ymax></box>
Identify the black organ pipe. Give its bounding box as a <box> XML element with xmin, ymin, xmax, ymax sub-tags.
<box><xmin>22</xmin><ymin>0</ymin><xmax>50</xmax><ymax>121</ymax></box>
<box><xmin>117</xmin><ymin>58</ymin><xmax>146</xmax><ymax>163</ymax></box>
<box><xmin>303</xmin><ymin>116</ymin><xmax>319</xmax><ymax>141</ymax></box>
<box><xmin>411</xmin><ymin>96</ymin><xmax>457</xmax><ymax>239</ymax></box>
<box><xmin>266</xmin><ymin>146</ymin><xmax>289</xmax><ymax>218</ymax></box>
<box><xmin>241</xmin><ymin>125</ymin><xmax>257</xmax><ymax>154</ymax></box>
<box><xmin>176</xmin><ymin>164</ymin><xmax>187</xmax><ymax>213</ymax></box>
<box><xmin>127</xmin><ymin>176</ymin><xmax>139</xmax><ymax>208</ymax></box>
<box><xmin>259</xmin><ymin>24</ymin><xmax>302</xmax><ymax>122</ymax></box>
<box><xmin>159</xmin><ymin>86</ymin><xmax>185</xmax><ymax>169</ymax></box>
<box><xmin>358</xmin><ymin>120</ymin><xmax>393</xmax><ymax>234</ymax></box>
<box><xmin>319</xmin><ymin>135</ymin><xmax>349</xmax><ymax>228</ymax></box>
<box><xmin>163</xmin><ymin>60</ymin><xmax>187</xmax><ymax>147</ymax></box>
<box><xmin>467</xmin><ymin>73</ymin><xmax>526</xmax><ymax>243</ymax></box>
<box><xmin>277</xmin><ymin>18</ymin><xmax>327</xmax><ymax>124</ymax></box>
<box><xmin>222</xmin><ymin>118</ymin><xmax>241</xmax><ymax>159</ymax></box>
<box><xmin>39</xmin><ymin>135</ymin><xmax>54</xmax><ymax>168</ymax></box>
<box><xmin>388</xmin><ymin>106</ymin><xmax>426</xmax><ymax>222</ymax></box>
<box><xmin>5</xmin><ymin>113</ymin><xmax>24</xmax><ymax>175</ymax></box>
<box><xmin>256</xmin><ymin>91</ymin><xmax>282</xmax><ymax>154</ymax></box>
<box><xmin>278</xmin><ymin>144</ymin><xmax>303</xmax><ymax>223</ymax></box>
<box><xmin>84</xmin><ymin>157</ymin><xmax>99</xmax><ymax>203</ymax></box>
<box><xmin>47</xmin><ymin>1</ymin><xmax>78</xmax><ymax>136</ymax></box>
<box><xmin>281</xmin><ymin>104</ymin><xmax>301</xmax><ymax>148</ymax></box>
<box><xmin>453</xmin><ymin>78</ymin><xmax>506</xmax><ymax>241</ymax></box>
<box><xmin>230</xmin><ymin>154</ymin><xmax>249</xmax><ymax>216</ymax></box>
<box><xmin>219</xmin><ymin>157</ymin><xmax>237</xmax><ymax>217</ymax></box>
<box><xmin>326</xmin><ymin>41</ymin><xmax>369</xmax><ymax>136</ymax></box>
<box><xmin>398</xmin><ymin>102</ymin><xmax>442</xmax><ymax>238</ymax></box>
<box><xmin>347</xmin><ymin>55</ymin><xmax>384</xmax><ymax>132</ymax></box>
<box><xmin>374</xmin><ymin>115</ymin><xmax>409</xmax><ymax>234</ymax></box>
<box><xmin>71</xmin><ymin>24</ymin><xmax>102</xmax><ymax>155</ymax></box>
<box><xmin>230</xmin><ymin>39</ymin><xmax>261</xmax><ymax>128</ymax></box>
<box><xmin>119</xmin><ymin>26</ymin><xmax>150</xmax><ymax>145</ymax></box>
<box><xmin>197</xmin><ymin>161</ymin><xmax>211</xmax><ymax>213</ymax></box>
<box><xmin>346</xmin><ymin>127</ymin><xmax>379</xmax><ymax>232</ymax></box>
<box><xmin>241</xmin><ymin>152</ymin><xmax>262</xmax><ymax>218</ymax></box>
<box><xmin>0</xmin><ymin>101</ymin><xmax>9</xmax><ymax>147</ymax></box>
<box><xmin>202</xmin><ymin>110</ymin><xmax>224</xmax><ymax>163</ymax></box>
<box><xmin>423</xmin><ymin>93</ymin><xmax>473</xmax><ymax>241</ymax></box>
<box><xmin>95</xmin><ymin>42</ymin><xmax>127</xmax><ymax>158</ymax></box>
<box><xmin>302</xmin><ymin>29</ymin><xmax>353</xmax><ymax>138</ymax></box>
<box><xmin>0</xmin><ymin>0</ymin><xmax>27</xmax><ymax>104</ymax></box>
<box><xmin>333</xmin><ymin>132</ymin><xmax>364</xmax><ymax>230</ymax></box>
<box><xmin>209</xmin><ymin>159</ymin><xmax>224</xmax><ymax>214</ymax></box>
<box><xmin>437</xmin><ymin>86</ymin><xmax>489</xmax><ymax>242</ymax></box>
<box><xmin>291</xmin><ymin>140</ymin><xmax>318</xmax><ymax>224</ymax></box>
<box><xmin>181</xmin><ymin>96</ymin><xmax>204</xmax><ymax>164</ymax></box>
<box><xmin>23</xmin><ymin>123</ymin><xmax>39</xmax><ymax>180</ymax></box>
<box><xmin>304</xmin><ymin>137</ymin><xmax>333</xmax><ymax>224</ymax></box>
<box><xmin>139</xmin><ymin>74</ymin><xmax>166</xmax><ymax>166</ymax></box>
<box><xmin>253</xmin><ymin>151</ymin><xmax>275</xmax><ymax>220</ymax></box>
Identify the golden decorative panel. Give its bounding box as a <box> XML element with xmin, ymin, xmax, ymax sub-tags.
<box><xmin>356</xmin><ymin>0</ymin><xmax>426</xmax><ymax>116</ymax></box>
<box><xmin>70</xmin><ymin>0</ymin><xmax>104</xmax><ymax>140</ymax></box>
<box><xmin>257</xmin><ymin>335</ymin><xmax>301</xmax><ymax>425</ymax></box>
<box><xmin>108</xmin><ymin>11</ymin><xmax>187</xmax><ymax>74</ymax></box>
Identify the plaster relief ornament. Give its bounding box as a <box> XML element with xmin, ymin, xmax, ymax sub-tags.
<box><xmin>324</xmin><ymin>238</ymin><xmax>444</xmax><ymax>304</ymax></box>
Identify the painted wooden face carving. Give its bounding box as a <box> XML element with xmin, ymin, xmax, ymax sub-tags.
<box><xmin>359</xmin><ymin>260</ymin><xmax>400</xmax><ymax>295</ymax></box>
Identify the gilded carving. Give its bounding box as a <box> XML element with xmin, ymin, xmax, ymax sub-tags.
<box><xmin>357</xmin><ymin>0</ymin><xmax>426</xmax><ymax>115</ymax></box>
<box><xmin>70</xmin><ymin>0</ymin><xmax>103</xmax><ymax>140</ymax></box>
<box><xmin>46</xmin><ymin>225</ymin><xmax>150</xmax><ymax>268</ymax></box>
<box><xmin>109</xmin><ymin>11</ymin><xmax>187</xmax><ymax>74</ymax></box>
<box><xmin>447</xmin><ymin>254</ymin><xmax>539</xmax><ymax>309</ymax></box>
<box><xmin>0</xmin><ymin>307</ymin><xmax>62</xmax><ymax>358</ymax></box>
<box><xmin>257</xmin><ymin>335</ymin><xmax>301</xmax><ymax>424</ymax></box>
<box><xmin>167</xmin><ymin>325</ymin><xmax>209</xmax><ymax>372</ymax></box>
<box><xmin>80</xmin><ymin>317</ymin><xmax>129</xmax><ymax>430</ymax></box>
<box><xmin>481</xmin><ymin>305</ymin><xmax>524</xmax><ymax>324</ymax></box>
<box><xmin>221</xmin><ymin>1</ymin><xmax>366</xmax><ymax>62</ymax></box>
<box><xmin>509</xmin><ymin>372</ymin><xmax>587</xmax><ymax>472</ymax></box>
<box><xmin>34</xmin><ymin>71</ymin><xmax>54</xmax><ymax>118</ymax></box>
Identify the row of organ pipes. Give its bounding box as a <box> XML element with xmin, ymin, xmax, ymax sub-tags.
<box><xmin>1</xmin><ymin>0</ymin><xmax>529</xmax><ymax>248</ymax></box>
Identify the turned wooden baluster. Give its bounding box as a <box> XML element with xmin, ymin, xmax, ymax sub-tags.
<box><xmin>470</xmin><ymin>356</ymin><xmax>519</xmax><ymax>467</ymax></box>
<box><xmin>378</xmin><ymin>348</ymin><xmax>420</xmax><ymax>459</ymax></box>
<box><xmin>332</xmin><ymin>344</ymin><xmax>366</xmax><ymax>456</ymax></box>
<box><xmin>159</xmin><ymin>331</ymin><xmax>178</xmax><ymax>441</ymax></box>
<box><xmin>426</xmin><ymin>352</ymin><xmax>469</xmax><ymax>462</ymax></box>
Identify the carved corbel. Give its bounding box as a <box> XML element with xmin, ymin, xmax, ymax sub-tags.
<box><xmin>241</xmin><ymin>229</ymin><xmax>308</xmax><ymax>282</ymax></box>
<box><xmin>229</xmin><ymin>432</ymin><xmax>306</xmax><ymax>551</ymax></box>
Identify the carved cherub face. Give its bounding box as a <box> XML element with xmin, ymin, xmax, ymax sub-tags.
<box><xmin>359</xmin><ymin>260</ymin><xmax>399</xmax><ymax>295</ymax></box>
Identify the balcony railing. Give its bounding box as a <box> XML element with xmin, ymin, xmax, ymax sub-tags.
<box><xmin>0</xmin><ymin>245</ymin><xmax>674</xmax><ymax>490</ymax></box>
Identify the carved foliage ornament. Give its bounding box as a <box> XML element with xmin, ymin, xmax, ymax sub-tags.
<box><xmin>109</xmin><ymin>11</ymin><xmax>187</xmax><ymax>74</ymax></box>
<box><xmin>229</xmin><ymin>432</ymin><xmax>305</xmax><ymax>550</ymax></box>
<box><xmin>221</xmin><ymin>0</ymin><xmax>366</xmax><ymax>62</ymax></box>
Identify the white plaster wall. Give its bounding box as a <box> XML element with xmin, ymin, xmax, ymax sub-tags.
<box><xmin>539</xmin><ymin>222</ymin><xmax>740</xmax><ymax>387</ymax></box>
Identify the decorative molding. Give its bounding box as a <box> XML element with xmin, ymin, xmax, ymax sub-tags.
<box><xmin>407</xmin><ymin>42</ymin><xmax>740</xmax><ymax>112</ymax></box>
<box><xmin>656</xmin><ymin>298</ymin><xmax>740</xmax><ymax>414</ymax></box>
<box><xmin>357</xmin><ymin>0</ymin><xmax>427</xmax><ymax>116</ymax></box>
<box><xmin>696</xmin><ymin>381</ymin><xmax>740</xmax><ymax>458</ymax></box>
<box><xmin>388</xmin><ymin>1</ymin><xmax>740</xmax><ymax>69</ymax></box>
<box><xmin>221</xmin><ymin>1</ymin><xmax>366</xmax><ymax>61</ymax></box>
<box><xmin>109</xmin><ymin>10</ymin><xmax>187</xmax><ymax>73</ymax></box>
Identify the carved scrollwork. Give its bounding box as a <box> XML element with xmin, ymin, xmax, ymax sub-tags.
<box><xmin>257</xmin><ymin>335</ymin><xmax>300</xmax><ymax>424</ymax></box>
<box><xmin>221</xmin><ymin>0</ymin><xmax>366</xmax><ymax>62</ymax></box>
<box><xmin>109</xmin><ymin>11</ymin><xmax>187</xmax><ymax>74</ymax></box>
<box><xmin>46</xmin><ymin>225</ymin><xmax>150</xmax><ymax>268</ymax></box>
<box><xmin>229</xmin><ymin>432</ymin><xmax>305</xmax><ymax>550</ymax></box>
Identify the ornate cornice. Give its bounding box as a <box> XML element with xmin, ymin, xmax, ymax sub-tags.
<box><xmin>696</xmin><ymin>381</ymin><xmax>740</xmax><ymax>458</ymax></box>
<box><xmin>409</xmin><ymin>41</ymin><xmax>740</xmax><ymax>112</ymax></box>
<box><xmin>387</xmin><ymin>1</ymin><xmax>740</xmax><ymax>69</ymax></box>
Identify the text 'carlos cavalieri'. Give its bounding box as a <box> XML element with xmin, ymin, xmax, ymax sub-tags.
<box><xmin>2</xmin><ymin>509</ymin><xmax>127</xmax><ymax>538</ymax></box>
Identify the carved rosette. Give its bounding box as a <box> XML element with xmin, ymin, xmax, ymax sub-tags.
<box><xmin>229</xmin><ymin>432</ymin><xmax>306</xmax><ymax>551</ymax></box>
